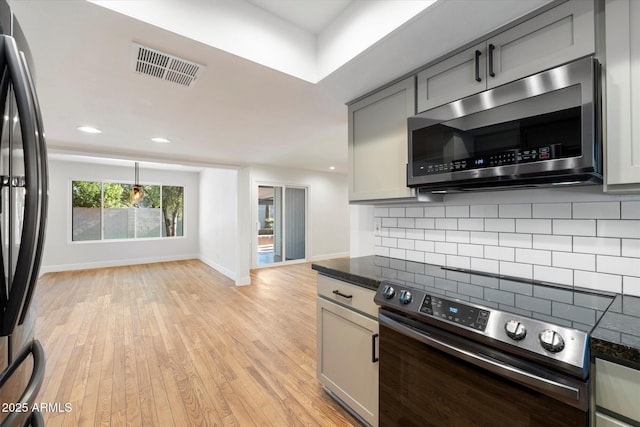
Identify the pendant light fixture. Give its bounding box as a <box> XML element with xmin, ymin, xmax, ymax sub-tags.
<box><xmin>131</xmin><ymin>161</ymin><xmax>144</xmax><ymax>206</ymax></box>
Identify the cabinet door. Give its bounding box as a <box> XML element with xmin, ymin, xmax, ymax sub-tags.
<box><xmin>487</xmin><ymin>0</ymin><xmax>595</xmax><ymax>89</ymax></box>
<box><xmin>595</xmin><ymin>358</ymin><xmax>640</xmax><ymax>422</ymax></box>
<box><xmin>604</xmin><ymin>0</ymin><xmax>640</xmax><ymax>191</ymax></box>
<box><xmin>595</xmin><ymin>412</ymin><xmax>633</xmax><ymax>427</ymax></box>
<box><xmin>416</xmin><ymin>43</ymin><xmax>486</xmax><ymax>113</ymax></box>
<box><xmin>348</xmin><ymin>77</ymin><xmax>415</xmax><ymax>202</ymax></box>
<box><xmin>317</xmin><ymin>297</ymin><xmax>378</xmax><ymax>426</ymax></box>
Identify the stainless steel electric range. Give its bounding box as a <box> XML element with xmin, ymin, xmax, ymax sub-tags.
<box><xmin>374</xmin><ymin>267</ymin><xmax>615</xmax><ymax>427</ymax></box>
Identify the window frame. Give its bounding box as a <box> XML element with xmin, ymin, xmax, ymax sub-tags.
<box><xmin>69</xmin><ymin>178</ymin><xmax>186</xmax><ymax>244</ymax></box>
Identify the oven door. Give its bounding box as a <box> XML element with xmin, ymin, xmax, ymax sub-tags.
<box><xmin>379</xmin><ymin>312</ymin><xmax>589</xmax><ymax>427</ymax></box>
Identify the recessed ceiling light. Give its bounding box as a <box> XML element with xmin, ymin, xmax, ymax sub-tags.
<box><xmin>151</xmin><ymin>137</ymin><xmax>171</xmax><ymax>143</ymax></box>
<box><xmin>329</xmin><ymin>166</ymin><xmax>336</xmax><ymax>170</ymax></box>
<box><xmin>77</xmin><ymin>126</ymin><xmax>102</xmax><ymax>134</ymax></box>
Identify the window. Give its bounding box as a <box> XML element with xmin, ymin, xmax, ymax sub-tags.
<box><xmin>72</xmin><ymin>180</ymin><xmax>184</xmax><ymax>242</ymax></box>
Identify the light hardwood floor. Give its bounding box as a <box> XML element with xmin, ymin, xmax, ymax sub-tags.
<box><xmin>33</xmin><ymin>260</ymin><xmax>359</xmax><ymax>426</ymax></box>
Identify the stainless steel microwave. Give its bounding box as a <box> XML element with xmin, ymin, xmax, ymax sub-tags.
<box><xmin>407</xmin><ymin>56</ymin><xmax>601</xmax><ymax>193</ymax></box>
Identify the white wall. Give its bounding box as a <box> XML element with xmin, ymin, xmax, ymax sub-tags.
<box><xmin>41</xmin><ymin>159</ymin><xmax>200</xmax><ymax>273</ymax></box>
<box><xmin>369</xmin><ymin>186</ymin><xmax>640</xmax><ymax>296</ymax></box>
<box><xmin>198</xmin><ymin>168</ymin><xmax>239</xmax><ymax>283</ymax></box>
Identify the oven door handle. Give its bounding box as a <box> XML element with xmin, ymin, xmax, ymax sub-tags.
<box><xmin>379</xmin><ymin>314</ymin><xmax>582</xmax><ymax>404</ymax></box>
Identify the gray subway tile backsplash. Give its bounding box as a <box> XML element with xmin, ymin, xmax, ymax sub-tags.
<box><xmin>374</xmin><ymin>198</ymin><xmax>640</xmax><ymax>296</ymax></box>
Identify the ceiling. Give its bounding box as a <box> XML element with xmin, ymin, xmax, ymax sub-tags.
<box><xmin>9</xmin><ymin>0</ymin><xmax>551</xmax><ymax>174</ymax></box>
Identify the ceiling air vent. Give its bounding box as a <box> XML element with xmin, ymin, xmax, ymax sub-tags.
<box><xmin>130</xmin><ymin>43</ymin><xmax>205</xmax><ymax>88</ymax></box>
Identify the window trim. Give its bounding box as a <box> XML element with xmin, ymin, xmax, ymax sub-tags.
<box><xmin>69</xmin><ymin>178</ymin><xmax>187</xmax><ymax>244</ymax></box>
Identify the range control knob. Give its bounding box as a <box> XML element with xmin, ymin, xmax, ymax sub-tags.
<box><xmin>399</xmin><ymin>290</ymin><xmax>412</xmax><ymax>305</ymax></box>
<box><xmin>504</xmin><ymin>320</ymin><xmax>527</xmax><ymax>341</ymax></box>
<box><xmin>539</xmin><ymin>329</ymin><xmax>565</xmax><ymax>353</ymax></box>
<box><xmin>382</xmin><ymin>285</ymin><xmax>395</xmax><ymax>299</ymax></box>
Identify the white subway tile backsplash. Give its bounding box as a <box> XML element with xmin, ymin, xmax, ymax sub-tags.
<box><xmin>389</xmin><ymin>248</ymin><xmax>406</xmax><ymax>259</ymax></box>
<box><xmin>374</xmin><ymin>207</ymin><xmax>389</xmax><ymax>217</ymax></box>
<box><xmin>406</xmin><ymin>228</ymin><xmax>425</xmax><ymax>240</ymax></box>
<box><xmin>471</xmin><ymin>204</ymin><xmax>498</xmax><ymax>218</ymax></box>
<box><xmin>533</xmin><ymin>234</ymin><xmax>573</xmax><ymax>251</ymax></box>
<box><xmin>398</xmin><ymin>218</ymin><xmax>415</xmax><ymax>228</ymax></box>
<box><xmin>436</xmin><ymin>242</ymin><xmax>457</xmax><ymax>255</ymax></box>
<box><xmin>470</xmin><ymin>231</ymin><xmax>500</xmax><ymax>246</ymax></box>
<box><xmin>499</xmin><ymin>204</ymin><xmax>531</xmax><ymax>218</ymax></box>
<box><xmin>597</xmin><ymin>220</ymin><xmax>640</xmax><ymax>239</ymax></box>
<box><xmin>573</xmin><ymin>202</ymin><xmax>620</xmax><ymax>219</ymax></box>
<box><xmin>381</xmin><ymin>237</ymin><xmax>397</xmax><ymax>248</ymax></box>
<box><xmin>500</xmin><ymin>261</ymin><xmax>532</xmax><ymax>279</ymax></box>
<box><xmin>446</xmin><ymin>205</ymin><xmax>470</xmax><ymax>218</ymax></box>
<box><xmin>406</xmin><ymin>250</ymin><xmax>425</xmax><ymax>263</ymax></box>
<box><xmin>415</xmin><ymin>240</ymin><xmax>435</xmax><ymax>252</ymax></box>
<box><xmin>553</xmin><ymin>219</ymin><xmax>596</xmax><ymax>236</ymax></box>
<box><xmin>516</xmin><ymin>219</ymin><xmax>552</xmax><ymax>234</ymax></box>
<box><xmin>373</xmin><ymin>196</ymin><xmax>640</xmax><ymax>295</ymax></box>
<box><xmin>415</xmin><ymin>218</ymin><xmax>435</xmax><ymax>229</ymax></box>
<box><xmin>389</xmin><ymin>207</ymin><xmax>405</xmax><ymax>217</ymax></box>
<box><xmin>574</xmin><ymin>270</ymin><xmax>622</xmax><ymax>293</ymax></box>
<box><xmin>406</xmin><ymin>207</ymin><xmax>424</xmax><ymax>218</ymax></box>
<box><xmin>623</xmin><ymin>276</ymin><xmax>640</xmax><ymax>297</ymax></box>
<box><xmin>533</xmin><ymin>266</ymin><xmax>574</xmax><ymax>286</ymax></box>
<box><xmin>621</xmin><ymin>202</ymin><xmax>640</xmax><ymax>219</ymax></box>
<box><xmin>573</xmin><ymin>237</ymin><xmax>621</xmax><ymax>256</ymax></box>
<box><xmin>553</xmin><ymin>252</ymin><xmax>595</xmax><ymax>271</ymax></box>
<box><xmin>425</xmin><ymin>230</ymin><xmax>446</xmax><ymax>242</ymax></box>
<box><xmin>425</xmin><ymin>206</ymin><xmax>445</xmax><ymax>217</ymax></box>
<box><xmin>622</xmin><ymin>239</ymin><xmax>640</xmax><ymax>258</ymax></box>
<box><xmin>446</xmin><ymin>230</ymin><xmax>470</xmax><ymax>244</ymax></box>
<box><xmin>471</xmin><ymin>258</ymin><xmax>499</xmax><ymax>274</ymax></box>
<box><xmin>398</xmin><ymin>239</ymin><xmax>415</xmax><ymax>250</ymax></box>
<box><xmin>389</xmin><ymin>228</ymin><xmax>405</xmax><ymax>239</ymax></box>
<box><xmin>458</xmin><ymin>218</ymin><xmax>484</xmax><ymax>231</ymax></box>
<box><xmin>597</xmin><ymin>255</ymin><xmax>640</xmax><ymax>277</ymax></box>
<box><xmin>382</xmin><ymin>217</ymin><xmax>397</xmax><ymax>228</ymax></box>
<box><xmin>486</xmin><ymin>218</ymin><xmax>515</xmax><ymax>232</ymax></box>
<box><xmin>533</xmin><ymin>203</ymin><xmax>572</xmax><ymax>218</ymax></box>
<box><xmin>435</xmin><ymin>218</ymin><xmax>458</xmax><ymax>230</ymax></box>
<box><xmin>499</xmin><ymin>233</ymin><xmax>532</xmax><ymax>249</ymax></box>
<box><xmin>447</xmin><ymin>255</ymin><xmax>471</xmax><ymax>270</ymax></box>
<box><xmin>459</xmin><ymin>244</ymin><xmax>484</xmax><ymax>258</ymax></box>
<box><xmin>485</xmin><ymin>246</ymin><xmax>515</xmax><ymax>262</ymax></box>
<box><xmin>516</xmin><ymin>248</ymin><xmax>552</xmax><ymax>266</ymax></box>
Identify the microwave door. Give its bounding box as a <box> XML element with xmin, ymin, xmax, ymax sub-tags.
<box><xmin>0</xmin><ymin>35</ymin><xmax>44</xmax><ymax>337</ymax></box>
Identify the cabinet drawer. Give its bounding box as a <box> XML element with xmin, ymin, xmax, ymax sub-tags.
<box><xmin>596</xmin><ymin>358</ymin><xmax>640</xmax><ymax>422</ymax></box>
<box><xmin>317</xmin><ymin>275</ymin><xmax>377</xmax><ymax>318</ymax></box>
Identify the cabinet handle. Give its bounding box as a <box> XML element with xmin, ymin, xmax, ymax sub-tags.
<box><xmin>475</xmin><ymin>50</ymin><xmax>482</xmax><ymax>82</ymax></box>
<box><xmin>372</xmin><ymin>333</ymin><xmax>379</xmax><ymax>363</ymax></box>
<box><xmin>332</xmin><ymin>289</ymin><xmax>352</xmax><ymax>299</ymax></box>
<box><xmin>488</xmin><ymin>44</ymin><xmax>496</xmax><ymax>77</ymax></box>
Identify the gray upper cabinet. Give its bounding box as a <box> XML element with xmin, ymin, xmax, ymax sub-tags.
<box><xmin>417</xmin><ymin>0</ymin><xmax>595</xmax><ymax>113</ymax></box>
<box><xmin>348</xmin><ymin>77</ymin><xmax>416</xmax><ymax>202</ymax></box>
<box><xmin>603</xmin><ymin>0</ymin><xmax>640</xmax><ymax>192</ymax></box>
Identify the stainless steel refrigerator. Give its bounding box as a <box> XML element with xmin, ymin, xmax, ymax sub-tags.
<box><xmin>0</xmin><ymin>1</ymin><xmax>48</xmax><ymax>426</ymax></box>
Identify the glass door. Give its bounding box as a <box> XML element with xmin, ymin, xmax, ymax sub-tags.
<box><xmin>257</xmin><ymin>185</ymin><xmax>306</xmax><ymax>266</ymax></box>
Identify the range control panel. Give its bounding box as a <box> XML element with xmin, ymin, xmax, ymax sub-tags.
<box><xmin>419</xmin><ymin>294</ymin><xmax>490</xmax><ymax>331</ymax></box>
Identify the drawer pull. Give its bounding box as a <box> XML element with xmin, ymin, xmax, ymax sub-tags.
<box><xmin>372</xmin><ymin>333</ymin><xmax>379</xmax><ymax>363</ymax></box>
<box><xmin>332</xmin><ymin>290</ymin><xmax>353</xmax><ymax>300</ymax></box>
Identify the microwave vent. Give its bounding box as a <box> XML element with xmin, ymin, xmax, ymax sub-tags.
<box><xmin>130</xmin><ymin>43</ymin><xmax>205</xmax><ymax>88</ymax></box>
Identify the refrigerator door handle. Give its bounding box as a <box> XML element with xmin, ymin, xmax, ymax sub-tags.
<box><xmin>0</xmin><ymin>35</ymin><xmax>44</xmax><ymax>337</ymax></box>
<box><xmin>16</xmin><ymin>49</ymin><xmax>48</xmax><ymax>326</ymax></box>
<box><xmin>0</xmin><ymin>339</ymin><xmax>46</xmax><ymax>427</ymax></box>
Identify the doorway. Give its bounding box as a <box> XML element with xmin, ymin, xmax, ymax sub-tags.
<box><xmin>257</xmin><ymin>185</ymin><xmax>306</xmax><ymax>266</ymax></box>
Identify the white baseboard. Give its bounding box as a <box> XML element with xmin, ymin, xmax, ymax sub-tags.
<box><xmin>39</xmin><ymin>254</ymin><xmax>199</xmax><ymax>275</ymax></box>
<box><xmin>311</xmin><ymin>252</ymin><xmax>350</xmax><ymax>262</ymax></box>
<box><xmin>197</xmin><ymin>256</ymin><xmax>252</xmax><ymax>286</ymax></box>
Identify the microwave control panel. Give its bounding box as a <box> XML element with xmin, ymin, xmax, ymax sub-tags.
<box><xmin>417</xmin><ymin>146</ymin><xmax>556</xmax><ymax>175</ymax></box>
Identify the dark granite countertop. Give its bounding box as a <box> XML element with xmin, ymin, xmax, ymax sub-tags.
<box><xmin>591</xmin><ymin>294</ymin><xmax>640</xmax><ymax>369</ymax></box>
<box><xmin>312</xmin><ymin>255</ymin><xmax>640</xmax><ymax>369</ymax></box>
